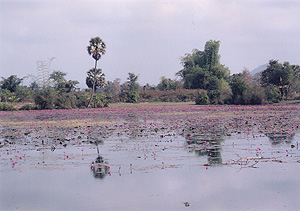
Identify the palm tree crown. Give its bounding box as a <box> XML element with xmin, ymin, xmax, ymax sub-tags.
<box><xmin>87</xmin><ymin>37</ymin><xmax>106</xmax><ymax>61</ymax></box>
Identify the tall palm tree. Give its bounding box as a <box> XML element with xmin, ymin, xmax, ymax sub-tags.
<box><xmin>87</xmin><ymin>37</ymin><xmax>106</xmax><ymax>107</ymax></box>
<box><xmin>86</xmin><ymin>68</ymin><xmax>105</xmax><ymax>90</ymax></box>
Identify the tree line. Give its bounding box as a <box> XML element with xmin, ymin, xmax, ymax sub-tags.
<box><xmin>1</xmin><ymin>38</ymin><xmax>300</xmax><ymax>111</ymax></box>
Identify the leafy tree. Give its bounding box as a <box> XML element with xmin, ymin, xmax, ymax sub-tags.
<box><xmin>195</xmin><ymin>90</ymin><xmax>210</xmax><ymax>105</ymax></box>
<box><xmin>34</xmin><ymin>88</ymin><xmax>56</xmax><ymax>109</ymax></box>
<box><xmin>230</xmin><ymin>73</ymin><xmax>248</xmax><ymax>104</ymax></box>
<box><xmin>264</xmin><ymin>84</ymin><xmax>281</xmax><ymax>103</ymax></box>
<box><xmin>157</xmin><ymin>76</ymin><xmax>181</xmax><ymax>91</ymax></box>
<box><xmin>243</xmin><ymin>84</ymin><xmax>266</xmax><ymax>105</ymax></box>
<box><xmin>30</xmin><ymin>81</ymin><xmax>39</xmax><ymax>91</ymax></box>
<box><xmin>64</xmin><ymin>80</ymin><xmax>79</xmax><ymax>93</ymax></box>
<box><xmin>86</xmin><ymin>37</ymin><xmax>106</xmax><ymax>107</ymax></box>
<box><xmin>104</xmin><ymin>79</ymin><xmax>121</xmax><ymax>95</ymax></box>
<box><xmin>50</xmin><ymin>70</ymin><xmax>67</xmax><ymax>89</ymax></box>
<box><xmin>1</xmin><ymin>75</ymin><xmax>23</xmax><ymax>92</ymax></box>
<box><xmin>50</xmin><ymin>70</ymin><xmax>79</xmax><ymax>93</ymax></box>
<box><xmin>119</xmin><ymin>73</ymin><xmax>139</xmax><ymax>103</ymax></box>
<box><xmin>261</xmin><ymin>60</ymin><xmax>295</xmax><ymax>99</ymax></box>
<box><xmin>177</xmin><ymin>40</ymin><xmax>230</xmax><ymax>90</ymax></box>
<box><xmin>127</xmin><ymin>72</ymin><xmax>139</xmax><ymax>91</ymax></box>
<box><xmin>86</xmin><ymin>68</ymin><xmax>105</xmax><ymax>90</ymax></box>
<box><xmin>177</xmin><ymin>40</ymin><xmax>230</xmax><ymax>104</ymax></box>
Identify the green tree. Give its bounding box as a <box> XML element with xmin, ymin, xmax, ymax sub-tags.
<box><xmin>50</xmin><ymin>70</ymin><xmax>79</xmax><ymax>93</ymax></box>
<box><xmin>261</xmin><ymin>60</ymin><xmax>296</xmax><ymax>99</ymax></box>
<box><xmin>64</xmin><ymin>80</ymin><xmax>79</xmax><ymax>93</ymax></box>
<box><xmin>157</xmin><ymin>76</ymin><xmax>181</xmax><ymax>91</ymax></box>
<box><xmin>229</xmin><ymin>72</ymin><xmax>248</xmax><ymax>105</ymax></box>
<box><xmin>127</xmin><ymin>72</ymin><xmax>139</xmax><ymax>91</ymax></box>
<box><xmin>86</xmin><ymin>68</ymin><xmax>105</xmax><ymax>90</ymax></box>
<box><xmin>177</xmin><ymin>40</ymin><xmax>230</xmax><ymax>90</ymax></box>
<box><xmin>0</xmin><ymin>75</ymin><xmax>23</xmax><ymax>92</ymax></box>
<box><xmin>86</xmin><ymin>37</ymin><xmax>106</xmax><ymax>107</ymax></box>
<box><xmin>50</xmin><ymin>70</ymin><xmax>67</xmax><ymax>89</ymax></box>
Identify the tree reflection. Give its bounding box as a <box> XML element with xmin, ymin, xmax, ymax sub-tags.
<box><xmin>91</xmin><ymin>155</ymin><xmax>110</xmax><ymax>179</ymax></box>
<box><xmin>91</xmin><ymin>141</ymin><xmax>110</xmax><ymax>179</ymax></box>
<box><xmin>264</xmin><ymin>132</ymin><xmax>295</xmax><ymax>145</ymax></box>
<box><xmin>185</xmin><ymin>135</ymin><xmax>223</xmax><ymax>165</ymax></box>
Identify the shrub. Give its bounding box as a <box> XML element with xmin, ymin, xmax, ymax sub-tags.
<box><xmin>0</xmin><ymin>103</ymin><xmax>17</xmax><ymax>111</ymax></box>
<box><xmin>243</xmin><ymin>85</ymin><xmax>266</xmax><ymax>105</ymax></box>
<box><xmin>20</xmin><ymin>104</ymin><xmax>38</xmax><ymax>110</ymax></box>
<box><xmin>34</xmin><ymin>88</ymin><xmax>56</xmax><ymax>109</ymax></box>
<box><xmin>127</xmin><ymin>91</ymin><xmax>139</xmax><ymax>103</ymax></box>
<box><xmin>139</xmin><ymin>89</ymin><xmax>200</xmax><ymax>102</ymax></box>
<box><xmin>208</xmin><ymin>90</ymin><xmax>221</xmax><ymax>104</ymax></box>
<box><xmin>55</xmin><ymin>92</ymin><xmax>77</xmax><ymax>109</ymax></box>
<box><xmin>195</xmin><ymin>90</ymin><xmax>210</xmax><ymax>105</ymax></box>
<box><xmin>264</xmin><ymin>85</ymin><xmax>281</xmax><ymax>103</ymax></box>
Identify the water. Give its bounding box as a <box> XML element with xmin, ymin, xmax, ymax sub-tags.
<box><xmin>1</xmin><ymin>133</ymin><xmax>300</xmax><ymax>210</ymax></box>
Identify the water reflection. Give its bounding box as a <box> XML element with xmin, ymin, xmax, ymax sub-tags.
<box><xmin>91</xmin><ymin>155</ymin><xmax>109</xmax><ymax>179</ymax></box>
<box><xmin>91</xmin><ymin>141</ymin><xmax>110</xmax><ymax>179</ymax></box>
<box><xmin>185</xmin><ymin>135</ymin><xmax>223</xmax><ymax>165</ymax></box>
<box><xmin>264</xmin><ymin>132</ymin><xmax>295</xmax><ymax>145</ymax></box>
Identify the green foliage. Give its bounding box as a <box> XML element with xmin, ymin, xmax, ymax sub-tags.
<box><xmin>127</xmin><ymin>72</ymin><xmax>139</xmax><ymax>91</ymax></box>
<box><xmin>139</xmin><ymin>89</ymin><xmax>200</xmax><ymax>103</ymax></box>
<box><xmin>50</xmin><ymin>71</ymin><xmax>79</xmax><ymax>93</ymax></box>
<box><xmin>54</xmin><ymin>92</ymin><xmax>77</xmax><ymax>109</ymax></box>
<box><xmin>15</xmin><ymin>87</ymin><xmax>33</xmax><ymax>102</ymax></box>
<box><xmin>20</xmin><ymin>104</ymin><xmax>38</xmax><ymax>110</ymax></box>
<box><xmin>1</xmin><ymin>75</ymin><xmax>23</xmax><ymax>92</ymax></box>
<box><xmin>87</xmin><ymin>37</ymin><xmax>106</xmax><ymax>60</ymax></box>
<box><xmin>0</xmin><ymin>89</ymin><xmax>12</xmax><ymax>102</ymax></box>
<box><xmin>127</xmin><ymin>91</ymin><xmax>139</xmax><ymax>103</ymax></box>
<box><xmin>104</xmin><ymin>79</ymin><xmax>121</xmax><ymax>95</ymax></box>
<box><xmin>230</xmin><ymin>76</ymin><xmax>247</xmax><ymax>104</ymax></box>
<box><xmin>34</xmin><ymin>88</ymin><xmax>56</xmax><ymax>109</ymax></box>
<box><xmin>177</xmin><ymin>40</ymin><xmax>230</xmax><ymax>90</ymax></box>
<box><xmin>86</xmin><ymin>37</ymin><xmax>106</xmax><ymax>108</ymax></box>
<box><xmin>261</xmin><ymin>60</ymin><xmax>298</xmax><ymax>99</ymax></box>
<box><xmin>0</xmin><ymin>102</ymin><xmax>17</xmax><ymax>111</ymax></box>
<box><xmin>86</xmin><ymin>68</ymin><xmax>105</xmax><ymax>90</ymax></box>
<box><xmin>89</xmin><ymin>93</ymin><xmax>109</xmax><ymax>108</ymax></box>
<box><xmin>195</xmin><ymin>90</ymin><xmax>210</xmax><ymax>105</ymax></box>
<box><xmin>118</xmin><ymin>73</ymin><xmax>140</xmax><ymax>103</ymax></box>
<box><xmin>243</xmin><ymin>84</ymin><xmax>266</xmax><ymax>105</ymax></box>
<box><xmin>264</xmin><ymin>84</ymin><xmax>281</xmax><ymax>103</ymax></box>
<box><xmin>50</xmin><ymin>70</ymin><xmax>67</xmax><ymax>87</ymax></box>
<box><xmin>157</xmin><ymin>77</ymin><xmax>182</xmax><ymax>91</ymax></box>
<box><xmin>207</xmin><ymin>90</ymin><xmax>221</xmax><ymax>104</ymax></box>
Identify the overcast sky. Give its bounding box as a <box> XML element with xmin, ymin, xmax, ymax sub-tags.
<box><xmin>1</xmin><ymin>0</ymin><xmax>300</xmax><ymax>87</ymax></box>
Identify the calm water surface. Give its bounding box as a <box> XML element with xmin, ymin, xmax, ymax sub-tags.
<box><xmin>1</xmin><ymin>132</ymin><xmax>300</xmax><ymax>210</ymax></box>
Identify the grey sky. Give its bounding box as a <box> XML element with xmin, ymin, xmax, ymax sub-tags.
<box><xmin>1</xmin><ymin>0</ymin><xmax>300</xmax><ymax>87</ymax></box>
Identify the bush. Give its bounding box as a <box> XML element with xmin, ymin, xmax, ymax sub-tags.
<box><xmin>208</xmin><ymin>90</ymin><xmax>221</xmax><ymax>104</ymax></box>
<box><xmin>264</xmin><ymin>85</ymin><xmax>281</xmax><ymax>103</ymax></box>
<box><xmin>20</xmin><ymin>104</ymin><xmax>38</xmax><ymax>110</ymax></box>
<box><xmin>54</xmin><ymin>92</ymin><xmax>77</xmax><ymax>109</ymax></box>
<box><xmin>139</xmin><ymin>89</ymin><xmax>200</xmax><ymax>102</ymax></box>
<box><xmin>34</xmin><ymin>88</ymin><xmax>56</xmax><ymax>109</ymax></box>
<box><xmin>127</xmin><ymin>91</ymin><xmax>139</xmax><ymax>103</ymax></box>
<box><xmin>195</xmin><ymin>90</ymin><xmax>210</xmax><ymax>105</ymax></box>
<box><xmin>0</xmin><ymin>103</ymin><xmax>17</xmax><ymax>111</ymax></box>
<box><xmin>243</xmin><ymin>85</ymin><xmax>266</xmax><ymax>105</ymax></box>
<box><xmin>90</xmin><ymin>93</ymin><xmax>109</xmax><ymax>108</ymax></box>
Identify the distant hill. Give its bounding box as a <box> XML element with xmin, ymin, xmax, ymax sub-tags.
<box><xmin>250</xmin><ymin>63</ymin><xmax>268</xmax><ymax>76</ymax></box>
